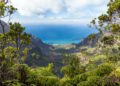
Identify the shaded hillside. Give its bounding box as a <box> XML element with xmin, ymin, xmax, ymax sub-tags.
<box><xmin>25</xmin><ymin>36</ymin><xmax>52</xmax><ymax>66</ymax></box>
<box><xmin>76</xmin><ymin>33</ymin><xmax>100</xmax><ymax>48</ymax></box>
<box><xmin>25</xmin><ymin>36</ymin><xmax>62</xmax><ymax>67</ymax></box>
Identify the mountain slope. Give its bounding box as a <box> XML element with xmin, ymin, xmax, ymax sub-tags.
<box><xmin>76</xmin><ymin>33</ymin><xmax>100</xmax><ymax>48</ymax></box>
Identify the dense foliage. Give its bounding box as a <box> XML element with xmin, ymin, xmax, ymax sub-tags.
<box><xmin>0</xmin><ymin>0</ymin><xmax>120</xmax><ymax>86</ymax></box>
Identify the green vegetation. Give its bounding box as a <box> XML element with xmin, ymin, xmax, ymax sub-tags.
<box><xmin>0</xmin><ymin>0</ymin><xmax>120</xmax><ymax>86</ymax></box>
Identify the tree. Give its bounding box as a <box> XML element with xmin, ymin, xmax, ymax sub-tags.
<box><xmin>90</xmin><ymin>0</ymin><xmax>120</xmax><ymax>60</ymax></box>
<box><xmin>8</xmin><ymin>22</ymin><xmax>31</xmax><ymax>63</ymax></box>
<box><xmin>61</xmin><ymin>54</ymin><xmax>84</xmax><ymax>78</ymax></box>
<box><xmin>0</xmin><ymin>1</ymin><xmax>31</xmax><ymax>85</ymax></box>
<box><xmin>0</xmin><ymin>1</ymin><xmax>17</xmax><ymax>85</ymax></box>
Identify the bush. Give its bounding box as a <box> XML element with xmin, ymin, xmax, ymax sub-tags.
<box><xmin>87</xmin><ymin>76</ymin><xmax>101</xmax><ymax>86</ymax></box>
<box><xmin>59</xmin><ymin>77</ymin><xmax>73</xmax><ymax>86</ymax></box>
<box><xmin>96</xmin><ymin>63</ymin><xmax>113</xmax><ymax>76</ymax></box>
<box><xmin>77</xmin><ymin>81</ymin><xmax>90</xmax><ymax>86</ymax></box>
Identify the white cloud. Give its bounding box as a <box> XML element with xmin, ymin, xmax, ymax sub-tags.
<box><xmin>65</xmin><ymin>0</ymin><xmax>108</xmax><ymax>13</ymax></box>
<box><xmin>11</xmin><ymin>0</ymin><xmax>109</xmax><ymax>24</ymax></box>
<box><xmin>11</xmin><ymin>0</ymin><xmax>64</xmax><ymax>16</ymax></box>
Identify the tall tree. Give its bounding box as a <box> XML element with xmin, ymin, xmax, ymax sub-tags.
<box><xmin>0</xmin><ymin>1</ymin><xmax>31</xmax><ymax>85</ymax></box>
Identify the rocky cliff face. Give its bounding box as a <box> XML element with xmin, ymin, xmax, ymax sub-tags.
<box><xmin>0</xmin><ymin>20</ymin><xmax>9</xmax><ymax>33</ymax></box>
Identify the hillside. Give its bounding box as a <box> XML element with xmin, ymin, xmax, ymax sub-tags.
<box><xmin>25</xmin><ymin>36</ymin><xmax>63</xmax><ymax>71</ymax></box>
<box><xmin>76</xmin><ymin>33</ymin><xmax>100</xmax><ymax>48</ymax></box>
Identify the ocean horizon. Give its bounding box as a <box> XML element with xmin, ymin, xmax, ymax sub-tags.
<box><xmin>24</xmin><ymin>24</ymin><xmax>98</xmax><ymax>45</ymax></box>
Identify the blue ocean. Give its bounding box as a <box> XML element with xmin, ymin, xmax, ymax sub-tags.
<box><xmin>24</xmin><ymin>24</ymin><xmax>98</xmax><ymax>45</ymax></box>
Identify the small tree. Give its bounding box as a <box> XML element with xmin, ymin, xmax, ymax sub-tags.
<box><xmin>61</xmin><ymin>54</ymin><xmax>84</xmax><ymax>78</ymax></box>
<box><xmin>8</xmin><ymin>22</ymin><xmax>31</xmax><ymax>63</ymax></box>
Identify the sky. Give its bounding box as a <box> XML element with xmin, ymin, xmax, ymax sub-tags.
<box><xmin>10</xmin><ymin>0</ymin><xmax>109</xmax><ymax>25</ymax></box>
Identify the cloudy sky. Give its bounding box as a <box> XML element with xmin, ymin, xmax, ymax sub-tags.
<box><xmin>11</xmin><ymin>0</ymin><xmax>109</xmax><ymax>25</ymax></box>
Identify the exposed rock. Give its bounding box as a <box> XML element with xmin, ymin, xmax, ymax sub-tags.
<box><xmin>0</xmin><ymin>20</ymin><xmax>9</xmax><ymax>33</ymax></box>
<box><xmin>76</xmin><ymin>33</ymin><xmax>100</xmax><ymax>48</ymax></box>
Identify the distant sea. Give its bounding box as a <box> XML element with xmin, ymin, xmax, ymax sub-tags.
<box><xmin>24</xmin><ymin>24</ymin><xmax>98</xmax><ymax>45</ymax></box>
